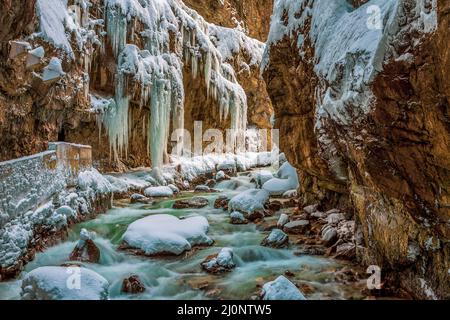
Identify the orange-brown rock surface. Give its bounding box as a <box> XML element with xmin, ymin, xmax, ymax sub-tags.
<box><xmin>0</xmin><ymin>0</ymin><xmax>273</xmax><ymax>170</ymax></box>
<box><xmin>263</xmin><ymin>0</ymin><xmax>450</xmax><ymax>299</ymax></box>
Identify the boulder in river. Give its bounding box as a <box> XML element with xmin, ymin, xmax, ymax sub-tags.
<box><xmin>283</xmin><ymin>220</ymin><xmax>310</xmax><ymax>235</ymax></box>
<box><xmin>214</xmin><ymin>196</ymin><xmax>229</xmax><ymax>210</ymax></box>
<box><xmin>260</xmin><ymin>276</ymin><xmax>306</xmax><ymax>300</ymax></box>
<box><xmin>21</xmin><ymin>266</ymin><xmax>109</xmax><ymax>300</ymax></box>
<box><xmin>230</xmin><ymin>211</ymin><xmax>248</xmax><ymax>225</ymax></box>
<box><xmin>130</xmin><ymin>193</ymin><xmax>154</xmax><ymax>204</ymax></box>
<box><xmin>321</xmin><ymin>227</ymin><xmax>338</xmax><ymax>247</ymax></box>
<box><xmin>266</xmin><ymin>200</ymin><xmax>282</xmax><ymax>212</ymax></box>
<box><xmin>261</xmin><ymin>229</ymin><xmax>289</xmax><ymax>248</ymax></box>
<box><xmin>201</xmin><ymin>248</ymin><xmax>236</xmax><ymax>274</ymax></box>
<box><xmin>69</xmin><ymin>229</ymin><xmax>100</xmax><ymax>263</ymax></box>
<box><xmin>173</xmin><ymin>197</ymin><xmax>209</xmax><ymax>209</ymax></box>
<box><xmin>121</xmin><ymin>275</ymin><xmax>146</xmax><ymax>294</ymax></box>
<box><xmin>121</xmin><ymin>214</ymin><xmax>213</xmax><ymax>256</ymax></box>
<box><xmin>215</xmin><ymin>170</ymin><xmax>230</xmax><ymax>182</ymax></box>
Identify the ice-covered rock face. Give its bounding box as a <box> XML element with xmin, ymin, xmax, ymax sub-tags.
<box><xmin>122</xmin><ymin>214</ymin><xmax>213</xmax><ymax>255</ymax></box>
<box><xmin>262</xmin><ymin>162</ymin><xmax>299</xmax><ymax>196</ymax></box>
<box><xmin>144</xmin><ymin>186</ymin><xmax>174</xmax><ymax>197</ymax></box>
<box><xmin>261</xmin><ymin>275</ymin><xmax>306</xmax><ymax>300</ymax></box>
<box><xmin>21</xmin><ymin>266</ymin><xmax>109</xmax><ymax>300</ymax></box>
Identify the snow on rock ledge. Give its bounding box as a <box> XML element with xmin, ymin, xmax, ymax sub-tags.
<box><xmin>122</xmin><ymin>214</ymin><xmax>213</xmax><ymax>255</ymax></box>
<box><xmin>228</xmin><ymin>189</ymin><xmax>270</xmax><ymax>215</ymax></box>
<box><xmin>21</xmin><ymin>266</ymin><xmax>109</xmax><ymax>300</ymax></box>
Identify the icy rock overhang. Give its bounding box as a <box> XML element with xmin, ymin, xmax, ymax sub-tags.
<box><xmin>262</xmin><ymin>0</ymin><xmax>438</xmax><ymax>126</ymax></box>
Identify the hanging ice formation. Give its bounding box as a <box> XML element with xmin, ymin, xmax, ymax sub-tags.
<box><xmin>100</xmin><ymin>0</ymin><xmax>250</xmax><ymax>168</ymax></box>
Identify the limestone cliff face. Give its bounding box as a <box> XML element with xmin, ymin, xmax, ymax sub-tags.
<box><xmin>0</xmin><ymin>0</ymin><xmax>273</xmax><ymax>170</ymax></box>
<box><xmin>263</xmin><ymin>0</ymin><xmax>450</xmax><ymax>299</ymax></box>
<box><xmin>184</xmin><ymin>0</ymin><xmax>273</xmax><ymax>41</ymax></box>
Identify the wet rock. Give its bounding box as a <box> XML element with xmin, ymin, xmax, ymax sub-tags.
<box><xmin>261</xmin><ymin>229</ymin><xmax>289</xmax><ymax>248</ymax></box>
<box><xmin>282</xmin><ymin>198</ymin><xmax>297</xmax><ymax>208</ymax></box>
<box><xmin>322</xmin><ymin>227</ymin><xmax>338</xmax><ymax>247</ymax></box>
<box><xmin>130</xmin><ymin>193</ymin><xmax>153</xmax><ymax>204</ymax></box>
<box><xmin>144</xmin><ymin>186</ymin><xmax>174</xmax><ymax>198</ymax></box>
<box><xmin>283</xmin><ymin>220</ymin><xmax>310</xmax><ymax>235</ymax></box>
<box><xmin>205</xmin><ymin>179</ymin><xmax>216</xmax><ymax>188</ymax></box>
<box><xmin>260</xmin><ymin>276</ymin><xmax>306</xmax><ymax>300</ymax></box>
<box><xmin>284</xmin><ymin>270</ymin><xmax>295</xmax><ymax>277</ymax></box>
<box><xmin>215</xmin><ymin>170</ymin><xmax>230</xmax><ymax>182</ymax></box>
<box><xmin>69</xmin><ymin>229</ymin><xmax>100</xmax><ymax>264</ymax></box>
<box><xmin>173</xmin><ymin>197</ymin><xmax>209</xmax><ymax>209</ymax></box>
<box><xmin>195</xmin><ymin>185</ymin><xmax>217</xmax><ymax>193</ymax></box>
<box><xmin>266</xmin><ymin>200</ymin><xmax>282</xmax><ymax>212</ymax></box>
<box><xmin>214</xmin><ymin>196</ymin><xmax>229</xmax><ymax>210</ymax></box>
<box><xmin>201</xmin><ymin>248</ymin><xmax>235</xmax><ymax>274</ymax></box>
<box><xmin>277</xmin><ymin>213</ymin><xmax>289</xmax><ymax>228</ymax></box>
<box><xmin>121</xmin><ymin>275</ymin><xmax>146</xmax><ymax>294</ymax></box>
<box><xmin>303</xmin><ymin>204</ymin><xmax>319</xmax><ymax>214</ymax></box>
<box><xmin>230</xmin><ymin>211</ymin><xmax>248</xmax><ymax>225</ymax></box>
<box><xmin>335</xmin><ymin>242</ymin><xmax>356</xmax><ymax>260</ymax></box>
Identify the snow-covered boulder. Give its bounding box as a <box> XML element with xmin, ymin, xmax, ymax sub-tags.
<box><xmin>173</xmin><ymin>197</ymin><xmax>209</xmax><ymax>209</ymax></box>
<box><xmin>201</xmin><ymin>247</ymin><xmax>235</xmax><ymax>274</ymax></box>
<box><xmin>168</xmin><ymin>184</ymin><xmax>180</xmax><ymax>194</ymax></box>
<box><xmin>250</xmin><ymin>170</ymin><xmax>274</xmax><ymax>187</ymax></box>
<box><xmin>277</xmin><ymin>213</ymin><xmax>289</xmax><ymax>228</ymax></box>
<box><xmin>215</xmin><ymin>170</ymin><xmax>230</xmax><ymax>182</ymax></box>
<box><xmin>228</xmin><ymin>189</ymin><xmax>269</xmax><ymax>215</ymax></box>
<box><xmin>230</xmin><ymin>211</ymin><xmax>248</xmax><ymax>224</ymax></box>
<box><xmin>262</xmin><ymin>162</ymin><xmax>299</xmax><ymax>196</ymax></box>
<box><xmin>261</xmin><ymin>276</ymin><xmax>306</xmax><ymax>300</ymax></box>
<box><xmin>261</xmin><ymin>229</ymin><xmax>289</xmax><ymax>248</ymax></box>
<box><xmin>194</xmin><ymin>185</ymin><xmax>211</xmax><ymax>193</ymax></box>
<box><xmin>122</xmin><ymin>214</ymin><xmax>213</xmax><ymax>256</ymax></box>
<box><xmin>144</xmin><ymin>186</ymin><xmax>174</xmax><ymax>197</ymax></box>
<box><xmin>130</xmin><ymin>193</ymin><xmax>153</xmax><ymax>204</ymax></box>
<box><xmin>69</xmin><ymin>229</ymin><xmax>100</xmax><ymax>263</ymax></box>
<box><xmin>21</xmin><ymin>266</ymin><xmax>109</xmax><ymax>300</ymax></box>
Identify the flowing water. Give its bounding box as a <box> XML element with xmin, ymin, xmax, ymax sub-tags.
<box><xmin>0</xmin><ymin>171</ymin><xmax>366</xmax><ymax>300</ymax></box>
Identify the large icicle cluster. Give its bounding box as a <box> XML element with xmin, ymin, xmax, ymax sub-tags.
<box><xmin>98</xmin><ymin>0</ymin><xmax>256</xmax><ymax>167</ymax></box>
<box><xmin>34</xmin><ymin>0</ymin><xmax>265</xmax><ymax>168</ymax></box>
<box><xmin>262</xmin><ymin>0</ymin><xmax>438</xmax><ymax>126</ymax></box>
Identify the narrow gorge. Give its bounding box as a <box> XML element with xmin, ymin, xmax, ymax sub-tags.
<box><xmin>0</xmin><ymin>0</ymin><xmax>448</xmax><ymax>301</ymax></box>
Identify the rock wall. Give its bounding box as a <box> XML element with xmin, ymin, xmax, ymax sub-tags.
<box><xmin>263</xmin><ymin>0</ymin><xmax>449</xmax><ymax>299</ymax></box>
<box><xmin>0</xmin><ymin>0</ymin><xmax>273</xmax><ymax>171</ymax></box>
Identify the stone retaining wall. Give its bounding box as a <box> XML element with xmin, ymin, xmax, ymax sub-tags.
<box><xmin>0</xmin><ymin>142</ymin><xmax>92</xmax><ymax>226</ymax></box>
